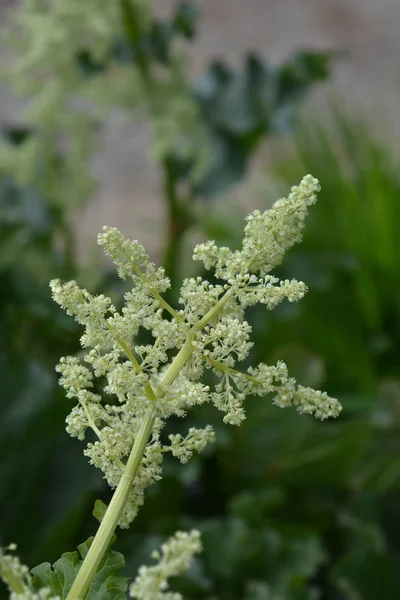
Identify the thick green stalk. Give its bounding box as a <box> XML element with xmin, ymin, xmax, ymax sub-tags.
<box><xmin>66</xmin><ymin>408</ymin><xmax>155</xmax><ymax>600</ymax></box>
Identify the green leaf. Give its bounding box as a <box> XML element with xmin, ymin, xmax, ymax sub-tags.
<box><xmin>333</xmin><ymin>549</ymin><xmax>399</xmax><ymax>600</ymax></box>
<box><xmin>195</xmin><ymin>133</ymin><xmax>250</xmax><ymax>197</ymax></box>
<box><xmin>93</xmin><ymin>499</ymin><xmax>109</xmax><ymax>524</ymax></box>
<box><xmin>147</xmin><ymin>21</ymin><xmax>172</xmax><ymax>64</ymax></box>
<box><xmin>195</xmin><ymin>56</ymin><xmax>266</xmax><ymax>135</ymax></box>
<box><xmin>172</xmin><ymin>1</ymin><xmax>200</xmax><ymax>39</ymax></box>
<box><xmin>275</xmin><ymin>50</ymin><xmax>332</xmax><ymax>106</ymax></box>
<box><xmin>31</xmin><ymin>552</ymin><xmax>79</xmax><ymax>598</ymax></box>
<box><xmin>31</xmin><ymin>538</ymin><xmax>128</xmax><ymax>600</ymax></box>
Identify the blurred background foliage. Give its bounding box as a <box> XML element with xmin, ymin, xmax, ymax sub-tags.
<box><xmin>1</xmin><ymin>1</ymin><xmax>400</xmax><ymax>599</ymax></box>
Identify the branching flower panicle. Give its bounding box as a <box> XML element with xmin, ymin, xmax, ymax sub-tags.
<box><xmin>49</xmin><ymin>175</ymin><xmax>341</xmax><ymax>532</ymax></box>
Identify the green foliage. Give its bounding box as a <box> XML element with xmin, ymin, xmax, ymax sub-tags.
<box><xmin>194</xmin><ymin>108</ymin><xmax>400</xmax><ymax>598</ymax></box>
<box><xmin>200</xmin><ymin>516</ymin><xmax>324</xmax><ymax>600</ymax></box>
<box><xmin>272</xmin><ymin>110</ymin><xmax>400</xmax><ymax>391</ymax></box>
<box><xmin>31</xmin><ymin>538</ymin><xmax>128</xmax><ymax>600</ymax></box>
<box><xmin>194</xmin><ymin>51</ymin><xmax>332</xmax><ymax>196</ymax></box>
<box><xmin>0</xmin><ymin>129</ymin><xmax>103</xmax><ymax>568</ymax></box>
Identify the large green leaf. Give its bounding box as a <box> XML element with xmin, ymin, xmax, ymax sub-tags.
<box><xmin>32</xmin><ymin>538</ymin><xmax>128</xmax><ymax>600</ymax></box>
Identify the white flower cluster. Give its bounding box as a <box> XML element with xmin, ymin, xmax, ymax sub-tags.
<box><xmin>167</xmin><ymin>425</ymin><xmax>216</xmax><ymax>464</ymax></box>
<box><xmin>9</xmin><ymin>591</ymin><xmax>58</xmax><ymax>600</ymax></box>
<box><xmin>51</xmin><ymin>176</ymin><xmax>342</xmax><ymax>528</ymax></box>
<box><xmin>97</xmin><ymin>227</ymin><xmax>169</xmax><ymax>288</ymax></box>
<box><xmin>130</xmin><ymin>530</ymin><xmax>202</xmax><ymax>600</ymax></box>
<box><xmin>193</xmin><ymin>174</ymin><xmax>320</xmax><ymax>280</ymax></box>
<box><xmin>0</xmin><ymin>546</ymin><xmax>59</xmax><ymax>600</ymax></box>
<box><xmin>208</xmin><ymin>359</ymin><xmax>341</xmax><ymax>425</ymax></box>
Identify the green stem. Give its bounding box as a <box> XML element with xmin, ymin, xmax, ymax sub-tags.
<box><xmin>121</xmin><ymin>0</ymin><xmax>151</xmax><ymax>86</ymax></box>
<box><xmin>66</xmin><ymin>338</ymin><xmax>194</xmax><ymax>600</ymax></box>
<box><xmin>151</xmin><ymin>287</ymin><xmax>183</xmax><ymax>321</ymax></box>
<box><xmin>0</xmin><ymin>564</ymin><xmax>26</xmax><ymax>594</ymax></box>
<box><xmin>205</xmin><ymin>356</ymin><xmax>259</xmax><ymax>383</ymax></box>
<box><xmin>118</xmin><ymin>338</ymin><xmax>157</xmax><ymax>401</ymax></box>
<box><xmin>120</xmin><ymin>247</ymin><xmax>183</xmax><ymax>322</ymax></box>
<box><xmin>66</xmin><ymin>408</ymin><xmax>155</xmax><ymax>600</ymax></box>
<box><xmin>195</xmin><ymin>287</ymin><xmax>234</xmax><ymax>331</ymax></box>
<box><xmin>161</xmin><ymin>156</ymin><xmax>191</xmax><ymax>296</ymax></box>
<box><xmin>131</xmin><ymin>263</ymin><xmax>183</xmax><ymax>322</ymax></box>
<box><xmin>116</xmin><ymin>338</ymin><xmax>142</xmax><ymax>373</ymax></box>
<box><xmin>153</xmin><ymin>287</ymin><xmax>236</xmax><ymax>397</ymax></box>
<box><xmin>156</xmin><ymin>336</ymin><xmax>193</xmax><ymax>396</ymax></box>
